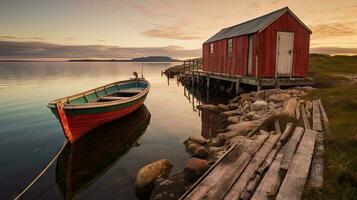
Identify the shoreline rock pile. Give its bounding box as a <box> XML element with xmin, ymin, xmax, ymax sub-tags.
<box><xmin>134</xmin><ymin>87</ymin><xmax>323</xmax><ymax>200</ymax></box>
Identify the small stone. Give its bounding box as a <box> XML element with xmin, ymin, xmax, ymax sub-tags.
<box><xmin>251</xmin><ymin>100</ymin><xmax>268</xmax><ymax>111</ymax></box>
<box><xmin>135</xmin><ymin>159</ymin><xmax>173</xmax><ymax>194</ymax></box>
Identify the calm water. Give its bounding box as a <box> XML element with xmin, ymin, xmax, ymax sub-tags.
<box><xmin>0</xmin><ymin>62</ymin><xmax>208</xmax><ymax>199</ymax></box>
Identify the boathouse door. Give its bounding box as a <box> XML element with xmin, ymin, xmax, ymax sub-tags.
<box><xmin>247</xmin><ymin>35</ymin><xmax>253</xmax><ymax>76</ymax></box>
<box><xmin>276</xmin><ymin>31</ymin><xmax>294</xmax><ymax>77</ymax></box>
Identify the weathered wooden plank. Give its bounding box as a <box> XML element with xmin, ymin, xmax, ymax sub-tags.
<box><xmin>251</xmin><ymin>145</ymin><xmax>286</xmax><ymax>200</ymax></box>
<box><xmin>276</xmin><ymin>129</ymin><xmax>317</xmax><ymax>200</ymax></box>
<box><xmin>307</xmin><ymin>101</ymin><xmax>325</xmax><ymax>189</ymax></box>
<box><xmin>312</xmin><ymin>100</ymin><xmax>323</xmax><ymax>131</ymax></box>
<box><xmin>279</xmin><ymin>122</ymin><xmax>293</xmax><ymax>144</ymax></box>
<box><xmin>240</xmin><ymin>173</ymin><xmax>261</xmax><ymax>200</ymax></box>
<box><xmin>279</xmin><ymin>127</ymin><xmax>304</xmax><ymax>177</ymax></box>
<box><xmin>257</xmin><ymin>140</ymin><xmax>281</xmax><ymax>175</ymax></box>
<box><xmin>183</xmin><ymin>134</ymin><xmax>268</xmax><ymax>200</ymax></box>
<box><xmin>318</xmin><ymin>100</ymin><xmax>330</xmax><ymax>135</ymax></box>
<box><xmin>223</xmin><ymin>133</ymin><xmax>281</xmax><ymax>199</ymax></box>
<box><xmin>241</xmin><ymin>134</ymin><xmax>283</xmax><ymax>199</ymax></box>
<box><xmin>309</xmin><ymin>139</ymin><xmax>324</xmax><ymax>188</ymax></box>
<box><xmin>300</xmin><ymin>105</ymin><xmax>310</xmax><ymax>129</ymax></box>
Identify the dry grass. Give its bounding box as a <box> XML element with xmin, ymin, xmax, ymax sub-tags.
<box><xmin>302</xmin><ymin>54</ymin><xmax>357</xmax><ymax>200</ymax></box>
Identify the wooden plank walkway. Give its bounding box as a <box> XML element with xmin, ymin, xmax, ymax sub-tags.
<box><xmin>180</xmin><ymin>99</ymin><xmax>328</xmax><ymax>200</ymax></box>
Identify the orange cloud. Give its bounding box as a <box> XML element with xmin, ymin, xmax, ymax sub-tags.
<box><xmin>142</xmin><ymin>26</ymin><xmax>203</xmax><ymax>40</ymax></box>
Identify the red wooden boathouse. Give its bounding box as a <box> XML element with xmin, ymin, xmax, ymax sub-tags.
<box><xmin>202</xmin><ymin>7</ymin><xmax>312</xmax><ymax>78</ymax></box>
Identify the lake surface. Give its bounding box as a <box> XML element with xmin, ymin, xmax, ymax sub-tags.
<box><xmin>0</xmin><ymin>62</ymin><xmax>211</xmax><ymax>199</ymax></box>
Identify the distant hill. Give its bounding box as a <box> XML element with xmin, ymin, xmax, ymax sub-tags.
<box><xmin>131</xmin><ymin>56</ymin><xmax>181</xmax><ymax>62</ymax></box>
<box><xmin>68</xmin><ymin>56</ymin><xmax>181</xmax><ymax>62</ymax></box>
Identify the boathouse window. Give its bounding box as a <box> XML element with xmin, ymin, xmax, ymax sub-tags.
<box><xmin>210</xmin><ymin>43</ymin><xmax>214</xmax><ymax>54</ymax></box>
<box><xmin>227</xmin><ymin>38</ymin><xmax>233</xmax><ymax>56</ymax></box>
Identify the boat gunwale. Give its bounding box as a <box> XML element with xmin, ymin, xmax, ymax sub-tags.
<box><xmin>47</xmin><ymin>78</ymin><xmax>150</xmax><ymax>110</ymax></box>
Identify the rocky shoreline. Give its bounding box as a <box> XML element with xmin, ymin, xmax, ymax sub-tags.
<box><xmin>134</xmin><ymin>87</ymin><xmax>316</xmax><ymax>200</ymax></box>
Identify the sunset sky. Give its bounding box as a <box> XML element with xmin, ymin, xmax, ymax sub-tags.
<box><xmin>0</xmin><ymin>0</ymin><xmax>357</xmax><ymax>60</ymax></box>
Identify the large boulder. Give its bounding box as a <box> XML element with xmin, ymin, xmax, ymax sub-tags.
<box><xmin>185</xmin><ymin>157</ymin><xmax>210</xmax><ymax>175</ymax></box>
<box><xmin>267</xmin><ymin>93</ymin><xmax>290</xmax><ymax>102</ymax></box>
<box><xmin>283</xmin><ymin>98</ymin><xmax>298</xmax><ymax>118</ymax></box>
<box><xmin>217</xmin><ymin>104</ymin><xmax>230</xmax><ymax>111</ymax></box>
<box><xmin>193</xmin><ymin>146</ymin><xmax>209</xmax><ymax>159</ymax></box>
<box><xmin>187</xmin><ymin>136</ymin><xmax>207</xmax><ymax>145</ymax></box>
<box><xmin>135</xmin><ymin>159</ymin><xmax>173</xmax><ymax>193</ymax></box>
<box><xmin>219</xmin><ymin>121</ymin><xmax>257</xmax><ymax>140</ymax></box>
<box><xmin>150</xmin><ymin>172</ymin><xmax>189</xmax><ymax>200</ymax></box>
<box><xmin>251</xmin><ymin>100</ymin><xmax>268</xmax><ymax>111</ymax></box>
<box><xmin>227</xmin><ymin>116</ymin><xmax>240</xmax><ymax>123</ymax></box>
<box><xmin>221</xmin><ymin>109</ymin><xmax>240</xmax><ymax>117</ymax></box>
<box><xmin>207</xmin><ymin>138</ymin><xmax>225</xmax><ymax>147</ymax></box>
<box><xmin>196</xmin><ymin>104</ymin><xmax>221</xmax><ymax>113</ymax></box>
<box><xmin>226</xmin><ymin>121</ymin><xmax>257</xmax><ymax>132</ymax></box>
<box><xmin>256</xmin><ymin>89</ymin><xmax>280</xmax><ymax>99</ymax></box>
<box><xmin>184</xmin><ymin>141</ymin><xmax>203</xmax><ymax>155</ymax></box>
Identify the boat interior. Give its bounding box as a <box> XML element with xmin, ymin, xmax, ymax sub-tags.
<box><xmin>60</xmin><ymin>81</ymin><xmax>148</xmax><ymax>105</ymax></box>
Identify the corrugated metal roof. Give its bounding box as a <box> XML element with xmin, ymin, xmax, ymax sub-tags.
<box><xmin>204</xmin><ymin>7</ymin><xmax>305</xmax><ymax>43</ymax></box>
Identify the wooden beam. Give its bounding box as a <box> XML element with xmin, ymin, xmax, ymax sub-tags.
<box><xmin>280</xmin><ymin>127</ymin><xmax>304</xmax><ymax>177</ymax></box>
<box><xmin>251</xmin><ymin>145</ymin><xmax>286</xmax><ymax>200</ymax></box>
<box><xmin>318</xmin><ymin>100</ymin><xmax>330</xmax><ymax>135</ymax></box>
<box><xmin>276</xmin><ymin>129</ymin><xmax>317</xmax><ymax>200</ymax></box>
<box><xmin>224</xmin><ymin>133</ymin><xmax>281</xmax><ymax>199</ymax></box>
<box><xmin>279</xmin><ymin>122</ymin><xmax>293</xmax><ymax>144</ymax></box>
<box><xmin>309</xmin><ymin>133</ymin><xmax>324</xmax><ymax>188</ymax></box>
<box><xmin>309</xmin><ymin>100</ymin><xmax>325</xmax><ymax>188</ymax></box>
<box><xmin>300</xmin><ymin>105</ymin><xmax>310</xmax><ymax>129</ymax></box>
<box><xmin>312</xmin><ymin>100</ymin><xmax>323</xmax><ymax>131</ymax></box>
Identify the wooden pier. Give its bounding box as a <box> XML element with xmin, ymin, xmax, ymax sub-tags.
<box><xmin>182</xmin><ymin>58</ymin><xmax>314</xmax><ymax>92</ymax></box>
<box><xmin>179</xmin><ymin>100</ymin><xmax>328</xmax><ymax>200</ymax></box>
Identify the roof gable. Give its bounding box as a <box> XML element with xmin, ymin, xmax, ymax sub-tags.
<box><xmin>204</xmin><ymin>7</ymin><xmax>311</xmax><ymax>43</ymax></box>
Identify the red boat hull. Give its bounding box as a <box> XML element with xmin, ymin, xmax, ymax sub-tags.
<box><xmin>56</xmin><ymin>99</ymin><xmax>145</xmax><ymax>143</ymax></box>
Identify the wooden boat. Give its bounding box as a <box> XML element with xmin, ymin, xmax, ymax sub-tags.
<box><xmin>55</xmin><ymin>106</ymin><xmax>151</xmax><ymax>199</ymax></box>
<box><xmin>48</xmin><ymin>78</ymin><xmax>150</xmax><ymax>143</ymax></box>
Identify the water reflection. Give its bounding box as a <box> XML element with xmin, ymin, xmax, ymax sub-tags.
<box><xmin>55</xmin><ymin>106</ymin><xmax>151</xmax><ymax>199</ymax></box>
<box><xmin>180</xmin><ymin>81</ymin><xmax>230</xmax><ymax>139</ymax></box>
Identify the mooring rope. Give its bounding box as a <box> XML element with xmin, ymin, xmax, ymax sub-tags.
<box><xmin>14</xmin><ymin>140</ymin><xmax>68</xmax><ymax>200</ymax></box>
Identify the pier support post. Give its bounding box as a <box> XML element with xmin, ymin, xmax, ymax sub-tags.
<box><xmin>257</xmin><ymin>85</ymin><xmax>261</xmax><ymax>91</ymax></box>
<box><xmin>236</xmin><ymin>78</ymin><xmax>240</xmax><ymax>95</ymax></box>
<box><xmin>206</xmin><ymin>76</ymin><xmax>210</xmax><ymax>91</ymax></box>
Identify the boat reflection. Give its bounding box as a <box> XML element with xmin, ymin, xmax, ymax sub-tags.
<box><xmin>55</xmin><ymin>105</ymin><xmax>151</xmax><ymax>199</ymax></box>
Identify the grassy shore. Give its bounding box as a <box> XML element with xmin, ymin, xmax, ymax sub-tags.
<box><xmin>303</xmin><ymin>54</ymin><xmax>357</xmax><ymax>199</ymax></box>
